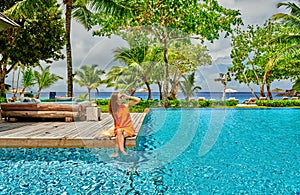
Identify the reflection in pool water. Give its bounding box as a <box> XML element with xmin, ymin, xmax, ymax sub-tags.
<box><xmin>0</xmin><ymin>108</ymin><xmax>299</xmax><ymax>194</ymax></box>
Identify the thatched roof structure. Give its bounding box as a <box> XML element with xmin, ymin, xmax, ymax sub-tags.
<box><xmin>0</xmin><ymin>12</ymin><xmax>19</xmax><ymax>31</ymax></box>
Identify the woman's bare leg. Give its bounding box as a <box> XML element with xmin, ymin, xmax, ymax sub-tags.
<box><xmin>110</xmin><ymin>128</ymin><xmax>129</xmax><ymax>157</ymax></box>
<box><xmin>116</xmin><ymin>128</ymin><xmax>128</xmax><ymax>155</ymax></box>
<box><xmin>110</xmin><ymin>136</ymin><xmax>119</xmax><ymax>157</ymax></box>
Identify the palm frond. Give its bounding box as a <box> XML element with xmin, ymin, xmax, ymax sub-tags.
<box><xmin>89</xmin><ymin>0</ymin><xmax>128</xmax><ymax>16</ymax></box>
<box><xmin>72</xmin><ymin>5</ymin><xmax>93</xmax><ymax>30</ymax></box>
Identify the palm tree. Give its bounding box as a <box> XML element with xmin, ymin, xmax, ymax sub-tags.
<box><xmin>73</xmin><ymin>64</ymin><xmax>105</xmax><ymax>101</ymax></box>
<box><xmin>114</xmin><ymin>46</ymin><xmax>159</xmax><ymax>100</ymax></box>
<box><xmin>272</xmin><ymin>1</ymin><xmax>300</xmax><ymax>91</ymax></box>
<box><xmin>21</xmin><ymin>67</ymin><xmax>35</xmax><ymax>96</ymax></box>
<box><xmin>179</xmin><ymin>72</ymin><xmax>201</xmax><ymax>101</ymax></box>
<box><xmin>105</xmin><ymin>66</ymin><xmax>140</xmax><ymax>96</ymax></box>
<box><xmin>271</xmin><ymin>1</ymin><xmax>300</xmax><ymax>50</ymax></box>
<box><xmin>272</xmin><ymin>2</ymin><xmax>300</xmax><ymax>29</ymax></box>
<box><xmin>293</xmin><ymin>78</ymin><xmax>300</xmax><ymax>92</ymax></box>
<box><xmin>214</xmin><ymin>72</ymin><xmax>231</xmax><ymax>101</ymax></box>
<box><xmin>34</xmin><ymin>65</ymin><xmax>63</xmax><ymax>99</ymax></box>
<box><xmin>152</xmin><ymin>61</ymin><xmax>164</xmax><ymax>100</ymax></box>
<box><xmin>6</xmin><ymin>0</ymin><xmax>123</xmax><ymax>97</ymax></box>
<box><xmin>63</xmin><ymin>0</ymin><xmax>126</xmax><ymax>97</ymax></box>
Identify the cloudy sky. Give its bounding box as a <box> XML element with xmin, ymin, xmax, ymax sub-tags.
<box><xmin>17</xmin><ymin>0</ymin><xmax>296</xmax><ymax>93</ymax></box>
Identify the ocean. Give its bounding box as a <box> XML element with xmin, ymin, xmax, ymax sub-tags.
<box><xmin>25</xmin><ymin>91</ymin><xmax>284</xmax><ymax>102</ymax></box>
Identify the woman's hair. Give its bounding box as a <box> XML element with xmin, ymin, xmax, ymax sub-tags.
<box><xmin>108</xmin><ymin>92</ymin><xmax>120</xmax><ymax>115</ymax></box>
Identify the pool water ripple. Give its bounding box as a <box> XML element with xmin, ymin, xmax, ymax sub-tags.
<box><xmin>0</xmin><ymin>108</ymin><xmax>299</xmax><ymax>194</ymax></box>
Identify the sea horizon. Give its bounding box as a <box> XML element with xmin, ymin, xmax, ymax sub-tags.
<box><xmin>7</xmin><ymin>91</ymin><xmax>286</xmax><ymax>102</ymax></box>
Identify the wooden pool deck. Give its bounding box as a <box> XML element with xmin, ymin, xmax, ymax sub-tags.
<box><xmin>0</xmin><ymin>113</ymin><xmax>146</xmax><ymax>148</ymax></box>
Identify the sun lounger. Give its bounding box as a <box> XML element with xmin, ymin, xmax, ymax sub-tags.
<box><xmin>198</xmin><ymin>97</ymin><xmax>206</xmax><ymax>101</ymax></box>
<box><xmin>259</xmin><ymin>97</ymin><xmax>267</xmax><ymax>100</ymax></box>
<box><xmin>0</xmin><ymin>102</ymin><xmax>99</xmax><ymax>122</ymax></box>
<box><xmin>227</xmin><ymin>97</ymin><xmax>239</xmax><ymax>103</ymax></box>
<box><xmin>228</xmin><ymin>97</ymin><xmax>238</xmax><ymax>101</ymax></box>
<box><xmin>243</xmin><ymin>98</ymin><xmax>257</xmax><ymax>104</ymax></box>
<box><xmin>291</xmin><ymin>97</ymin><xmax>298</xmax><ymax>100</ymax></box>
<box><xmin>55</xmin><ymin>96</ymin><xmax>76</xmax><ymax>101</ymax></box>
<box><xmin>282</xmin><ymin>97</ymin><xmax>289</xmax><ymax>100</ymax></box>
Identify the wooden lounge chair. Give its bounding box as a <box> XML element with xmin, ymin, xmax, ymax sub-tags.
<box><xmin>282</xmin><ymin>97</ymin><xmax>289</xmax><ymax>100</ymax></box>
<box><xmin>243</xmin><ymin>98</ymin><xmax>257</xmax><ymax>104</ymax></box>
<box><xmin>291</xmin><ymin>97</ymin><xmax>298</xmax><ymax>100</ymax></box>
<box><xmin>0</xmin><ymin>102</ymin><xmax>100</xmax><ymax>122</ymax></box>
<box><xmin>227</xmin><ymin>97</ymin><xmax>239</xmax><ymax>103</ymax></box>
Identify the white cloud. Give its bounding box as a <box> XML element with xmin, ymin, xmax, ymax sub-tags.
<box><xmin>8</xmin><ymin>1</ymin><xmax>295</xmax><ymax>93</ymax></box>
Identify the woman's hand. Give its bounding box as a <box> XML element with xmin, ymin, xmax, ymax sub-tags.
<box><xmin>120</xmin><ymin>94</ymin><xmax>128</xmax><ymax>100</ymax></box>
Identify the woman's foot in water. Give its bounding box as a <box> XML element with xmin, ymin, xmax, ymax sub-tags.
<box><xmin>109</xmin><ymin>153</ymin><xmax>118</xmax><ymax>157</ymax></box>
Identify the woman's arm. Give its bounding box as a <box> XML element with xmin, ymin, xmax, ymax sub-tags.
<box><xmin>122</xmin><ymin>94</ymin><xmax>141</xmax><ymax>107</ymax></box>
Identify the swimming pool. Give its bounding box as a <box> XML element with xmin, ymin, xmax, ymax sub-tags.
<box><xmin>0</xmin><ymin>108</ymin><xmax>299</xmax><ymax>194</ymax></box>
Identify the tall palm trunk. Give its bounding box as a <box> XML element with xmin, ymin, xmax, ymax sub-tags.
<box><xmin>36</xmin><ymin>88</ymin><xmax>42</xmax><ymax>99</ymax></box>
<box><xmin>88</xmin><ymin>88</ymin><xmax>91</xmax><ymax>101</ymax></box>
<box><xmin>65</xmin><ymin>0</ymin><xmax>73</xmax><ymax>97</ymax></box>
<box><xmin>145</xmin><ymin>81</ymin><xmax>152</xmax><ymax>100</ymax></box>
<box><xmin>260</xmin><ymin>84</ymin><xmax>265</xmax><ymax>98</ymax></box>
<box><xmin>0</xmin><ymin>76</ymin><xmax>5</xmax><ymax>98</ymax></box>
<box><xmin>15</xmin><ymin>67</ymin><xmax>21</xmax><ymax>96</ymax></box>
<box><xmin>162</xmin><ymin>38</ymin><xmax>169</xmax><ymax>107</ymax></box>
<box><xmin>169</xmin><ymin>69</ymin><xmax>181</xmax><ymax>100</ymax></box>
<box><xmin>11</xmin><ymin>68</ymin><xmax>15</xmax><ymax>92</ymax></box>
<box><xmin>157</xmin><ymin>81</ymin><xmax>163</xmax><ymax>100</ymax></box>
<box><xmin>266</xmin><ymin>83</ymin><xmax>273</xmax><ymax>100</ymax></box>
<box><xmin>128</xmin><ymin>89</ymin><xmax>135</xmax><ymax>96</ymax></box>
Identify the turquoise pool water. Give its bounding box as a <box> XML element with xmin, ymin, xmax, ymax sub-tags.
<box><xmin>0</xmin><ymin>108</ymin><xmax>299</xmax><ymax>194</ymax></box>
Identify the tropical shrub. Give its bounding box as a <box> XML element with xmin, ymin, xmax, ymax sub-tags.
<box><xmin>0</xmin><ymin>97</ymin><xmax>6</xmax><ymax>103</ymax></box>
<box><xmin>96</xmin><ymin>99</ymin><xmax>239</xmax><ymax>112</ymax></box>
<box><xmin>256</xmin><ymin>100</ymin><xmax>300</xmax><ymax>107</ymax></box>
<box><xmin>210</xmin><ymin>100</ymin><xmax>238</xmax><ymax>107</ymax></box>
<box><xmin>198</xmin><ymin>100</ymin><xmax>213</xmax><ymax>107</ymax></box>
<box><xmin>41</xmin><ymin>99</ymin><xmax>56</xmax><ymax>102</ymax></box>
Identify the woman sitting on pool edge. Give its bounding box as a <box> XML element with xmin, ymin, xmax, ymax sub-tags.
<box><xmin>108</xmin><ymin>92</ymin><xmax>141</xmax><ymax>157</ymax></box>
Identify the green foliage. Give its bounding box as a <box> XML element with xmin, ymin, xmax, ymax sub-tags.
<box><xmin>0</xmin><ymin>97</ymin><xmax>6</xmax><ymax>103</ymax></box>
<box><xmin>230</xmin><ymin>21</ymin><xmax>300</xmax><ymax>97</ymax></box>
<box><xmin>179</xmin><ymin>72</ymin><xmax>202</xmax><ymax>100</ymax></box>
<box><xmin>210</xmin><ymin>100</ymin><xmax>238</xmax><ymax>107</ymax></box>
<box><xmin>110</xmin><ymin>46</ymin><xmax>159</xmax><ymax>99</ymax></box>
<box><xmin>93</xmin><ymin>0</ymin><xmax>242</xmax><ymax>40</ymax></box>
<box><xmin>95</xmin><ymin>99</ymin><xmax>239</xmax><ymax>112</ymax></box>
<box><xmin>34</xmin><ymin>65</ymin><xmax>63</xmax><ymax>98</ymax></box>
<box><xmin>256</xmin><ymin>100</ymin><xmax>300</xmax><ymax>107</ymax></box>
<box><xmin>41</xmin><ymin>99</ymin><xmax>56</xmax><ymax>102</ymax></box>
<box><xmin>73</xmin><ymin>64</ymin><xmax>105</xmax><ymax>100</ymax></box>
<box><xmin>22</xmin><ymin>67</ymin><xmax>35</xmax><ymax>90</ymax></box>
<box><xmin>214</xmin><ymin>72</ymin><xmax>231</xmax><ymax>101</ymax></box>
<box><xmin>271</xmin><ymin>2</ymin><xmax>300</xmax><ymax>42</ymax></box>
<box><xmin>92</xmin><ymin>0</ymin><xmax>242</xmax><ymax>107</ymax></box>
<box><xmin>0</xmin><ymin>0</ymin><xmax>65</xmax><ymax>97</ymax></box>
<box><xmin>198</xmin><ymin>100</ymin><xmax>213</xmax><ymax>107</ymax></box>
<box><xmin>0</xmin><ymin>0</ymin><xmax>17</xmax><ymax>12</ymax></box>
<box><xmin>96</xmin><ymin>99</ymin><xmax>109</xmax><ymax>106</ymax></box>
<box><xmin>293</xmin><ymin>79</ymin><xmax>300</xmax><ymax>92</ymax></box>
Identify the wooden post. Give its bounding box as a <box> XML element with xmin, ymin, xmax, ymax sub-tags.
<box><xmin>65</xmin><ymin>116</ymin><xmax>73</xmax><ymax>122</ymax></box>
<box><xmin>86</xmin><ymin>107</ymin><xmax>100</xmax><ymax>121</ymax></box>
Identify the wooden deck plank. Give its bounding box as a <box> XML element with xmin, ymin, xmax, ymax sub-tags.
<box><xmin>40</xmin><ymin>123</ymin><xmax>77</xmax><ymax>138</ymax></box>
<box><xmin>0</xmin><ymin>112</ymin><xmax>147</xmax><ymax>148</ymax></box>
<box><xmin>21</xmin><ymin>122</ymin><xmax>70</xmax><ymax>137</ymax></box>
<box><xmin>0</xmin><ymin>122</ymin><xmax>50</xmax><ymax>137</ymax></box>
<box><xmin>3</xmin><ymin>122</ymin><xmax>70</xmax><ymax>138</ymax></box>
